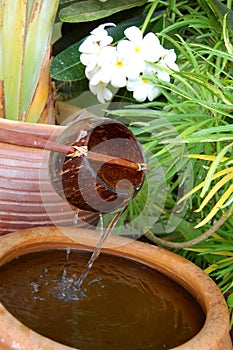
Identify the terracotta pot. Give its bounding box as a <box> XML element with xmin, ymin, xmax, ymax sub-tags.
<box><xmin>0</xmin><ymin>104</ymin><xmax>145</xmax><ymax>234</ymax></box>
<box><xmin>0</xmin><ymin>103</ymin><xmax>96</xmax><ymax>235</ymax></box>
<box><xmin>0</xmin><ymin>226</ymin><xmax>232</xmax><ymax>350</ymax></box>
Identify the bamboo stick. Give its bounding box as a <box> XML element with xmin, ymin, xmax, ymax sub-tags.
<box><xmin>0</xmin><ymin>128</ymin><xmax>147</xmax><ymax>172</ymax></box>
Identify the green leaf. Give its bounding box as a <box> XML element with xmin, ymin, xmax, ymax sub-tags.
<box><xmin>227</xmin><ymin>292</ymin><xmax>233</xmax><ymax>308</ymax></box>
<box><xmin>59</xmin><ymin>0</ymin><xmax>147</xmax><ymax>22</ymax></box>
<box><xmin>173</xmin><ymin>217</ymin><xmax>202</xmax><ymax>241</ymax></box>
<box><xmin>50</xmin><ymin>41</ymin><xmax>85</xmax><ymax>81</ymax></box>
<box><xmin>0</xmin><ymin>0</ymin><xmax>58</xmax><ymax>121</ymax></box>
<box><xmin>59</xmin><ymin>0</ymin><xmax>75</xmax><ymax>4</ymax></box>
<box><xmin>208</xmin><ymin>0</ymin><xmax>233</xmax><ymax>32</ymax></box>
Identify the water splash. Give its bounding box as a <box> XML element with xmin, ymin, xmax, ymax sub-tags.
<box><xmin>51</xmin><ymin>207</ymin><xmax>127</xmax><ymax>301</ymax></box>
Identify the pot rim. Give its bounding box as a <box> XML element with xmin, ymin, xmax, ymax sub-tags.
<box><xmin>0</xmin><ymin>226</ymin><xmax>231</xmax><ymax>350</ymax></box>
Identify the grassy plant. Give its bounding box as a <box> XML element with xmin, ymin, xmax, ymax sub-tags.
<box><xmin>50</xmin><ymin>0</ymin><xmax>233</xmax><ymax>325</ymax></box>
<box><xmin>101</xmin><ymin>0</ymin><xmax>233</xmax><ymax>323</ymax></box>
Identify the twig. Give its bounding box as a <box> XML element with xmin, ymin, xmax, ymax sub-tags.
<box><xmin>144</xmin><ymin>206</ymin><xmax>233</xmax><ymax>249</ymax></box>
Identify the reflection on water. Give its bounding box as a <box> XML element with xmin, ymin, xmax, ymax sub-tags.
<box><xmin>0</xmin><ymin>249</ymin><xmax>205</xmax><ymax>350</ymax></box>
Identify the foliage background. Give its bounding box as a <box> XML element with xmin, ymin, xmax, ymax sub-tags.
<box><xmin>51</xmin><ymin>0</ymin><xmax>233</xmax><ymax>328</ymax></box>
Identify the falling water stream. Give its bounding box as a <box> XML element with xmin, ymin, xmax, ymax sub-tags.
<box><xmin>74</xmin><ymin>209</ymin><xmax>126</xmax><ymax>291</ymax></box>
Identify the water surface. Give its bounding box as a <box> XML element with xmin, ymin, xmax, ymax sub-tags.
<box><xmin>0</xmin><ymin>249</ymin><xmax>204</xmax><ymax>350</ymax></box>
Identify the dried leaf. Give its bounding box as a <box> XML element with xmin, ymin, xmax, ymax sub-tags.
<box><xmin>26</xmin><ymin>48</ymin><xmax>52</xmax><ymax>123</ymax></box>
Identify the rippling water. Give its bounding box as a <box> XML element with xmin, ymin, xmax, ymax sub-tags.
<box><xmin>0</xmin><ymin>249</ymin><xmax>204</xmax><ymax>350</ymax></box>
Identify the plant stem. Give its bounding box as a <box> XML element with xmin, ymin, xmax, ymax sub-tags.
<box><xmin>141</xmin><ymin>0</ymin><xmax>159</xmax><ymax>34</ymax></box>
<box><xmin>145</xmin><ymin>206</ymin><xmax>233</xmax><ymax>249</ymax></box>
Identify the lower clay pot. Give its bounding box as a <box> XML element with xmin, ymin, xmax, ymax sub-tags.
<box><xmin>0</xmin><ymin>226</ymin><xmax>232</xmax><ymax>350</ymax></box>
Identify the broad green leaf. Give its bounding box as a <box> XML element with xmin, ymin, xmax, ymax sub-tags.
<box><xmin>0</xmin><ymin>0</ymin><xmax>27</xmax><ymax>120</ymax></box>
<box><xmin>50</xmin><ymin>41</ymin><xmax>85</xmax><ymax>82</ymax></box>
<box><xmin>0</xmin><ymin>0</ymin><xmax>59</xmax><ymax>121</ymax></box>
<box><xmin>208</xmin><ymin>0</ymin><xmax>233</xmax><ymax>32</ymax></box>
<box><xmin>56</xmin><ymin>78</ymin><xmax>89</xmax><ymax>100</ymax></box>
<box><xmin>59</xmin><ymin>0</ymin><xmax>147</xmax><ymax>22</ymax></box>
<box><xmin>59</xmin><ymin>0</ymin><xmax>75</xmax><ymax>4</ymax></box>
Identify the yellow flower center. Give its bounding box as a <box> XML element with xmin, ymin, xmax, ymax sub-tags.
<box><xmin>116</xmin><ymin>60</ymin><xmax>124</xmax><ymax>67</ymax></box>
<box><xmin>141</xmin><ymin>78</ymin><xmax>148</xmax><ymax>84</ymax></box>
<box><xmin>134</xmin><ymin>46</ymin><xmax>141</xmax><ymax>53</ymax></box>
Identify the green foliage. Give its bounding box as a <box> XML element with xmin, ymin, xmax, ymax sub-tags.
<box><xmin>51</xmin><ymin>0</ymin><xmax>233</xmax><ymax>326</ymax></box>
<box><xmin>59</xmin><ymin>0</ymin><xmax>148</xmax><ymax>22</ymax></box>
<box><xmin>208</xmin><ymin>0</ymin><xmax>233</xmax><ymax>32</ymax></box>
<box><xmin>95</xmin><ymin>1</ymin><xmax>233</xmax><ymax>323</ymax></box>
<box><xmin>50</xmin><ymin>41</ymin><xmax>85</xmax><ymax>82</ymax></box>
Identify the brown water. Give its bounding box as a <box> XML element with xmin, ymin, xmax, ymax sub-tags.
<box><xmin>0</xmin><ymin>249</ymin><xmax>204</xmax><ymax>350</ymax></box>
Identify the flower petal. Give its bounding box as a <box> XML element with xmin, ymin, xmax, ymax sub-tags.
<box><xmin>90</xmin><ymin>23</ymin><xmax>116</xmax><ymax>36</ymax></box>
<box><xmin>133</xmin><ymin>83</ymin><xmax>148</xmax><ymax>102</ymax></box>
<box><xmin>117</xmin><ymin>40</ymin><xmax>134</xmax><ymax>57</ymax></box>
<box><xmin>111</xmin><ymin>74</ymin><xmax>127</xmax><ymax>88</ymax></box>
<box><xmin>142</xmin><ymin>33</ymin><xmax>164</xmax><ymax>62</ymax></box>
<box><xmin>126</xmin><ymin>77</ymin><xmax>141</xmax><ymax>91</ymax></box>
<box><xmin>148</xmin><ymin>86</ymin><xmax>161</xmax><ymax>101</ymax></box>
<box><xmin>124</xmin><ymin>26</ymin><xmax>142</xmax><ymax>43</ymax></box>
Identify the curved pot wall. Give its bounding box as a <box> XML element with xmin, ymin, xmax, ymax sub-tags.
<box><xmin>0</xmin><ymin>118</ymin><xmax>98</xmax><ymax>235</ymax></box>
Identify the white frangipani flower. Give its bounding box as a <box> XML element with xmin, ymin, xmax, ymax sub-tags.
<box><xmin>89</xmin><ymin>23</ymin><xmax>115</xmax><ymax>41</ymax></box>
<box><xmin>159</xmin><ymin>49</ymin><xmax>179</xmax><ymax>71</ymax></box>
<box><xmin>90</xmin><ymin>45</ymin><xmax>131</xmax><ymax>88</ymax></box>
<box><xmin>155</xmin><ymin>49</ymin><xmax>179</xmax><ymax>82</ymax></box>
<box><xmin>116</xmin><ymin>40</ymin><xmax>144</xmax><ymax>79</ymax></box>
<box><xmin>79</xmin><ymin>23</ymin><xmax>179</xmax><ymax>103</ymax></box>
<box><xmin>89</xmin><ymin>81</ymin><xmax>113</xmax><ymax>103</ymax></box>
<box><xmin>127</xmin><ymin>75</ymin><xmax>161</xmax><ymax>102</ymax></box>
<box><xmin>119</xmin><ymin>26</ymin><xmax>165</xmax><ymax>65</ymax></box>
<box><xmin>127</xmin><ymin>63</ymin><xmax>161</xmax><ymax>102</ymax></box>
<box><xmin>79</xmin><ymin>23</ymin><xmax>115</xmax><ymax>73</ymax></box>
<box><xmin>127</xmin><ymin>68</ymin><xmax>160</xmax><ymax>102</ymax></box>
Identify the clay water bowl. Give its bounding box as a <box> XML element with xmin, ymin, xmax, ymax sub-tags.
<box><xmin>0</xmin><ymin>226</ymin><xmax>232</xmax><ymax>350</ymax></box>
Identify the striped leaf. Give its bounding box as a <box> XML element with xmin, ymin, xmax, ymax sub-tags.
<box><xmin>0</xmin><ymin>0</ymin><xmax>59</xmax><ymax>122</ymax></box>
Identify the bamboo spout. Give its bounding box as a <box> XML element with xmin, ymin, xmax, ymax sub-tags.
<box><xmin>0</xmin><ymin>127</ymin><xmax>147</xmax><ymax>172</ymax></box>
